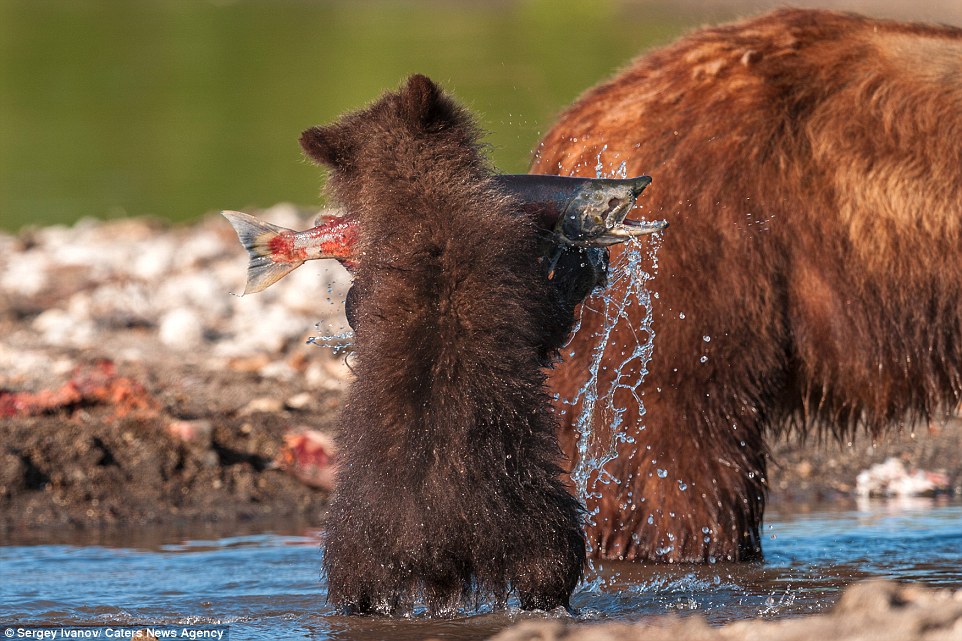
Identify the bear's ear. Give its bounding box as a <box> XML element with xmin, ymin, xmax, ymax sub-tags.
<box><xmin>400</xmin><ymin>74</ymin><xmax>456</xmax><ymax>131</ymax></box>
<box><xmin>299</xmin><ymin>125</ymin><xmax>352</xmax><ymax>168</ymax></box>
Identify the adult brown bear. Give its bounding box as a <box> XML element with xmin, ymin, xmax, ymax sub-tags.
<box><xmin>533</xmin><ymin>9</ymin><xmax>962</xmax><ymax>562</ymax></box>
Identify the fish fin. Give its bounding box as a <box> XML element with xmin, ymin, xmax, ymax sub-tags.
<box><xmin>221</xmin><ymin>211</ymin><xmax>304</xmax><ymax>295</ymax></box>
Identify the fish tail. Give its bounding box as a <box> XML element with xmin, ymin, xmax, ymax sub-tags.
<box><xmin>221</xmin><ymin>211</ymin><xmax>304</xmax><ymax>295</ymax></box>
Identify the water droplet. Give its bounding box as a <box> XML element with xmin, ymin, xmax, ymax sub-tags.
<box><xmin>700</xmin><ymin>355</ymin><xmax>708</xmax><ymax>363</ymax></box>
<box><xmin>306</xmin><ymin>330</ymin><xmax>354</xmax><ymax>354</ymax></box>
<box><xmin>647</xmin><ymin>515</ymin><xmax>654</xmax><ymax>525</ymax></box>
<box><xmin>678</xmin><ymin>481</ymin><xmax>688</xmax><ymax>491</ymax></box>
<box><xmin>657</xmin><ymin>468</ymin><xmax>668</xmax><ymax>478</ymax></box>
<box><xmin>679</xmin><ymin>312</ymin><xmax>686</xmax><ymax>319</ymax></box>
<box><xmin>703</xmin><ymin>335</ymin><xmax>711</xmax><ymax>342</ymax></box>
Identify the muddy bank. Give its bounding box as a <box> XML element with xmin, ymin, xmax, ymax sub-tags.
<box><xmin>0</xmin><ymin>210</ymin><xmax>352</xmax><ymax>537</ymax></box>
<box><xmin>0</xmin><ymin>362</ymin><xmax>340</xmax><ymax>534</ymax></box>
<box><xmin>1</xmin><ymin>214</ymin><xmax>960</xmax><ymax>536</ymax></box>
<box><xmin>490</xmin><ymin>580</ymin><xmax>962</xmax><ymax>641</ymax></box>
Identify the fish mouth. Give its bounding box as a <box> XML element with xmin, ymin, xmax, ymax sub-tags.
<box><xmin>555</xmin><ymin>175</ymin><xmax>666</xmax><ymax>246</ymax></box>
<box><xmin>589</xmin><ymin>217</ymin><xmax>670</xmax><ymax>247</ymax></box>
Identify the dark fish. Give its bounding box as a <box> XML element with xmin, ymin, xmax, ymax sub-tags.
<box><xmin>223</xmin><ymin>174</ymin><xmax>666</xmax><ymax>294</ymax></box>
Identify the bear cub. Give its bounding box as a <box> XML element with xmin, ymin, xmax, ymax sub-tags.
<box><xmin>300</xmin><ymin>75</ymin><xmax>586</xmax><ymax>615</ymax></box>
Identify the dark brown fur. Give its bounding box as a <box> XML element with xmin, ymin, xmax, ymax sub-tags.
<box><xmin>532</xmin><ymin>9</ymin><xmax>962</xmax><ymax>562</ymax></box>
<box><xmin>301</xmin><ymin>75</ymin><xmax>585</xmax><ymax>614</ymax></box>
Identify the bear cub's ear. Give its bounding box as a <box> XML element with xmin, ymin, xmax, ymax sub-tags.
<box><xmin>400</xmin><ymin>74</ymin><xmax>457</xmax><ymax>132</ymax></box>
<box><xmin>299</xmin><ymin>125</ymin><xmax>351</xmax><ymax>168</ymax></box>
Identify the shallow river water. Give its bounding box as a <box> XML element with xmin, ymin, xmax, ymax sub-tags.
<box><xmin>2</xmin><ymin>500</ymin><xmax>960</xmax><ymax>641</ymax></box>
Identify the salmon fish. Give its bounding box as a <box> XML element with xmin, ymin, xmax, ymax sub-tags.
<box><xmin>223</xmin><ymin>174</ymin><xmax>666</xmax><ymax>295</ymax></box>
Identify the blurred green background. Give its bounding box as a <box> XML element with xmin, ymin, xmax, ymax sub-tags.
<box><xmin>3</xmin><ymin>0</ymin><xmax>955</xmax><ymax>231</ymax></box>
<box><xmin>0</xmin><ymin>0</ymin><xmax>698</xmax><ymax>230</ymax></box>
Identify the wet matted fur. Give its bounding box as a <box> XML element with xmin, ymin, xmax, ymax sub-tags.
<box><xmin>533</xmin><ymin>9</ymin><xmax>962</xmax><ymax>562</ymax></box>
<box><xmin>300</xmin><ymin>75</ymin><xmax>585</xmax><ymax>614</ymax></box>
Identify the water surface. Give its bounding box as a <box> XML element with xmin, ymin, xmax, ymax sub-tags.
<box><xmin>3</xmin><ymin>500</ymin><xmax>960</xmax><ymax>640</ymax></box>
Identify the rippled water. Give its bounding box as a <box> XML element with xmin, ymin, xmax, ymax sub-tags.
<box><xmin>2</xmin><ymin>500</ymin><xmax>960</xmax><ymax>640</ymax></box>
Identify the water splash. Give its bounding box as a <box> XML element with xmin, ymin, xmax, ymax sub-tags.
<box><xmin>566</xmin><ymin>238</ymin><xmax>660</xmax><ymax>513</ymax></box>
<box><xmin>306</xmin><ymin>322</ymin><xmax>353</xmax><ymax>355</ymax></box>
<box><xmin>757</xmin><ymin>587</ymin><xmax>797</xmax><ymax>616</ymax></box>
<box><xmin>566</xmin><ymin>155</ymin><xmax>663</xmax><ymax>586</ymax></box>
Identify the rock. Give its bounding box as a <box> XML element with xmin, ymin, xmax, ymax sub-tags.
<box><xmin>131</xmin><ymin>237</ymin><xmax>177</xmax><ymax>280</ymax></box>
<box><xmin>260</xmin><ymin>359</ymin><xmax>297</xmax><ymax>381</ymax></box>
<box><xmin>239</xmin><ymin>396</ymin><xmax>284</xmax><ymax>415</ymax></box>
<box><xmin>489</xmin><ymin>580</ymin><xmax>962</xmax><ymax>641</ymax></box>
<box><xmin>32</xmin><ymin>308</ymin><xmax>96</xmax><ymax>347</ymax></box>
<box><xmin>1</xmin><ymin>249</ymin><xmax>49</xmax><ymax>296</ymax></box>
<box><xmin>284</xmin><ymin>392</ymin><xmax>314</xmax><ymax>411</ymax></box>
<box><xmin>3</xmin><ymin>208</ymin><xmax>350</xmax><ymax>374</ymax></box>
<box><xmin>0</xmin><ymin>452</ymin><xmax>27</xmax><ymax>496</ymax></box>
<box><xmin>156</xmin><ymin>272</ymin><xmax>231</xmax><ymax>319</ymax></box>
<box><xmin>179</xmin><ymin>228</ymin><xmax>227</xmax><ymax>265</ymax></box>
<box><xmin>158</xmin><ymin>308</ymin><xmax>205</xmax><ymax>350</ymax></box>
<box><xmin>855</xmin><ymin>458</ymin><xmax>951</xmax><ymax>498</ymax></box>
<box><xmin>226</xmin><ymin>354</ymin><xmax>271</xmax><ymax>373</ymax></box>
<box><xmin>304</xmin><ymin>354</ymin><xmax>353</xmax><ymax>391</ymax></box>
<box><xmin>166</xmin><ymin>419</ymin><xmax>213</xmax><ymax>447</ymax></box>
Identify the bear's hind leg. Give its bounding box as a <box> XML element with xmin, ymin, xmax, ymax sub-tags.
<box><xmin>509</xmin><ymin>510</ymin><xmax>585</xmax><ymax>611</ymax></box>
